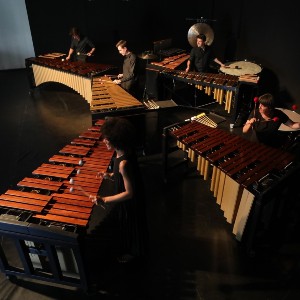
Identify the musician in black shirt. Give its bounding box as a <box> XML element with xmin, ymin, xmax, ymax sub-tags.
<box><xmin>186</xmin><ymin>34</ymin><xmax>225</xmax><ymax>73</ymax></box>
<box><xmin>113</xmin><ymin>40</ymin><xmax>139</xmax><ymax>97</ymax></box>
<box><xmin>66</xmin><ymin>27</ymin><xmax>95</xmax><ymax>62</ymax></box>
<box><xmin>243</xmin><ymin>93</ymin><xmax>300</xmax><ymax>148</ymax></box>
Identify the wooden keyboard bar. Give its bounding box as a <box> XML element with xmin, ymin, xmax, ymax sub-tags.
<box><xmin>49</xmin><ymin>155</ymin><xmax>82</xmax><ymax>165</ymax></box>
<box><xmin>52</xmin><ymin>195</ymin><xmax>93</xmax><ymax>208</ymax></box>
<box><xmin>71</xmin><ymin>138</ymin><xmax>97</xmax><ymax>147</ymax></box>
<box><xmin>50</xmin><ymin>204</ymin><xmax>91</xmax><ymax>217</ymax></box>
<box><xmin>4</xmin><ymin>189</ymin><xmax>52</xmax><ymax>201</ymax></box>
<box><xmin>78</xmin><ymin>131</ymin><xmax>101</xmax><ymax>140</ymax></box>
<box><xmin>18</xmin><ymin>177</ymin><xmax>63</xmax><ymax>191</ymax></box>
<box><xmin>32</xmin><ymin>164</ymin><xmax>74</xmax><ymax>178</ymax></box>
<box><xmin>59</xmin><ymin>145</ymin><xmax>91</xmax><ymax>156</ymax></box>
<box><xmin>0</xmin><ymin>194</ymin><xmax>49</xmax><ymax>206</ymax></box>
<box><xmin>0</xmin><ymin>199</ymin><xmax>44</xmax><ymax>212</ymax></box>
<box><xmin>33</xmin><ymin>214</ymin><xmax>88</xmax><ymax>227</ymax></box>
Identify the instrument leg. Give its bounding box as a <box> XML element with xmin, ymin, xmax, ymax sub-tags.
<box><xmin>194</xmin><ymin>86</ymin><xmax>197</xmax><ymax>106</ymax></box>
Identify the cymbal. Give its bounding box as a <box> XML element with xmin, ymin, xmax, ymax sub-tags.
<box><xmin>187</xmin><ymin>23</ymin><xmax>214</xmax><ymax>47</ymax></box>
<box><xmin>138</xmin><ymin>53</ymin><xmax>158</xmax><ymax>60</ymax></box>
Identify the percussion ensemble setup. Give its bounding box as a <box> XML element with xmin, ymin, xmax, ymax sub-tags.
<box><xmin>2</xmin><ymin>20</ymin><xmax>298</xmax><ymax>290</ymax></box>
<box><xmin>0</xmin><ymin>119</ymin><xmax>115</xmax><ymax>290</ymax></box>
<box><xmin>145</xmin><ymin>22</ymin><xmax>261</xmax><ymax>121</ymax></box>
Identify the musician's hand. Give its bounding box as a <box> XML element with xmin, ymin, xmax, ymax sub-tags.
<box><xmin>113</xmin><ymin>79</ymin><xmax>121</xmax><ymax>85</ymax></box>
<box><xmin>90</xmin><ymin>195</ymin><xmax>106</xmax><ymax>205</ymax></box>
<box><xmin>97</xmin><ymin>172</ymin><xmax>107</xmax><ymax>179</ymax></box>
<box><xmin>185</xmin><ymin>67</ymin><xmax>189</xmax><ymax>72</ymax></box>
<box><xmin>117</xmin><ymin>74</ymin><xmax>123</xmax><ymax>79</ymax></box>
<box><xmin>66</xmin><ymin>56</ymin><xmax>70</xmax><ymax>61</ymax></box>
<box><xmin>97</xmin><ymin>172</ymin><xmax>114</xmax><ymax>180</ymax></box>
<box><xmin>90</xmin><ymin>195</ymin><xmax>98</xmax><ymax>204</ymax></box>
<box><xmin>245</xmin><ymin>118</ymin><xmax>256</xmax><ymax>125</ymax></box>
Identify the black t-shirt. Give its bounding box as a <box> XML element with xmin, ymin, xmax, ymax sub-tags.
<box><xmin>189</xmin><ymin>45</ymin><xmax>216</xmax><ymax>72</ymax></box>
<box><xmin>70</xmin><ymin>36</ymin><xmax>95</xmax><ymax>54</ymax></box>
<box><xmin>248</xmin><ymin>108</ymin><xmax>289</xmax><ymax>148</ymax></box>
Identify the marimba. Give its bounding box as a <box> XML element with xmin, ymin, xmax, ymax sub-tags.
<box><xmin>163</xmin><ymin>120</ymin><xmax>299</xmax><ymax>252</ymax></box>
<box><xmin>25</xmin><ymin>56</ymin><xmax>117</xmax><ymax>109</ymax></box>
<box><xmin>150</xmin><ymin>53</ymin><xmax>190</xmax><ymax>69</ymax></box>
<box><xmin>0</xmin><ymin>119</ymin><xmax>114</xmax><ymax>291</ymax></box>
<box><xmin>91</xmin><ymin>76</ymin><xmax>144</xmax><ymax>112</ymax></box>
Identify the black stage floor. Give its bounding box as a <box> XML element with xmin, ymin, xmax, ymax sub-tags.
<box><xmin>1</xmin><ymin>69</ymin><xmax>300</xmax><ymax>300</ymax></box>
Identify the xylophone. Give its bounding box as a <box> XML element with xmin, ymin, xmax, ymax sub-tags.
<box><xmin>163</xmin><ymin>120</ymin><xmax>299</xmax><ymax>251</ymax></box>
<box><xmin>25</xmin><ymin>56</ymin><xmax>117</xmax><ymax>108</ymax></box>
<box><xmin>0</xmin><ymin>119</ymin><xmax>114</xmax><ymax>290</ymax></box>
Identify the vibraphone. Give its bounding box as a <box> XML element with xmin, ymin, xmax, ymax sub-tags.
<box><xmin>0</xmin><ymin>119</ymin><xmax>114</xmax><ymax>290</ymax></box>
<box><xmin>146</xmin><ymin>60</ymin><xmax>258</xmax><ymax>122</ymax></box>
<box><xmin>163</xmin><ymin>120</ymin><xmax>299</xmax><ymax>252</ymax></box>
<box><xmin>25</xmin><ymin>56</ymin><xmax>117</xmax><ymax>108</ymax></box>
<box><xmin>161</xmin><ymin>68</ymin><xmax>239</xmax><ymax>114</ymax></box>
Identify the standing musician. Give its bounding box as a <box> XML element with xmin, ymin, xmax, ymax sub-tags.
<box><xmin>91</xmin><ymin>117</ymin><xmax>148</xmax><ymax>263</ymax></box>
<box><xmin>113</xmin><ymin>40</ymin><xmax>139</xmax><ymax>97</ymax></box>
<box><xmin>243</xmin><ymin>93</ymin><xmax>300</xmax><ymax>148</ymax></box>
<box><xmin>66</xmin><ymin>27</ymin><xmax>95</xmax><ymax>62</ymax></box>
<box><xmin>185</xmin><ymin>34</ymin><xmax>226</xmax><ymax>73</ymax></box>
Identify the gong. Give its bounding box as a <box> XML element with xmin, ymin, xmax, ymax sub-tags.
<box><xmin>187</xmin><ymin>23</ymin><xmax>214</xmax><ymax>47</ymax></box>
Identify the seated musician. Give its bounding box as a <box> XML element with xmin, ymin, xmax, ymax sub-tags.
<box><xmin>113</xmin><ymin>40</ymin><xmax>139</xmax><ymax>97</ymax></box>
<box><xmin>185</xmin><ymin>34</ymin><xmax>226</xmax><ymax>73</ymax></box>
<box><xmin>66</xmin><ymin>27</ymin><xmax>95</xmax><ymax>62</ymax></box>
<box><xmin>243</xmin><ymin>93</ymin><xmax>300</xmax><ymax>148</ymax></box>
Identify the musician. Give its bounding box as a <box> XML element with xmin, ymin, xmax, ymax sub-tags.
<box><xmin>113</xmin><ymin>40</ymin><xmax>139</xmax><ymax>97</ymax></box>
<box><xmin>66</xmin><ymin>27</ymin><xmax>95</xmax><ymax>62</ymax></box>
<box><xmin>185</xmin><ymin>34</ymin><xmax>225</xmax><ymax>73</ymax></box>
<box><xmin>243</xmin><ymin>93</ymin><xmax>300</xmax><ymax>148</ymax></box>
<box><xmin>91</xmin><ymin>117</ymin><xmax>148</xmax><ymax>263</ymax></box>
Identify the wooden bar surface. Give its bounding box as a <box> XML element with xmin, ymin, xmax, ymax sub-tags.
<box><xmin>59</xmin><ymin>145</ymin><xmax>91</xmax><ymax>156</ymax></box>
<box><xmin>0</xmin><ymin>200</ymin><xmax>44</xmax><ymax>212</ymax></box>
<box><xmin>18</xmin><ymin>177</ymin><xmax>63</xmax><ymax>191</ymax></box>
<box><xmin>32</xmin><ymin>214</ymin><xmax>88</xmax><ymax>227</ymax></box>
<box><xmin>32</xmin><ymin>164</ymin><xmax>74</xmax><ymax>178</ymax></box>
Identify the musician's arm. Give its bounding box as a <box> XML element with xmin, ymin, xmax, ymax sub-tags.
<box><xmin>243</xmin><ymin>118</ymin><xmax>256</xmax><ymax>133</ymax></box>
<box><xmin>95</xmin><ymin>161</ymin><xmax>133</xmax><ymax>204</ymax></box>
<box><xmin>66</xmin><ymin>48</ymin><xmax>74</xmax><ymax>60</ymax></box>
<box><xmin>214</xmin><ymin>58</ymin><xmax>226</xmax><ymax>68</ymax></box>
<box><xmin>87</xmin><ymin>47</ymin><xmax>95</xmax><ymax>56</ymax></box>
<box><xmin>186</xmin><ymin>60</ymin><xmax>191</xmax><ymax>72</ymax></box>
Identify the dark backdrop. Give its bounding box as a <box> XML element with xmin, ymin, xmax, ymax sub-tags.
<box><xmin>25</xmin><ymin>0</ymin><xmax>300</xmax><ymax>108</ymax></box>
